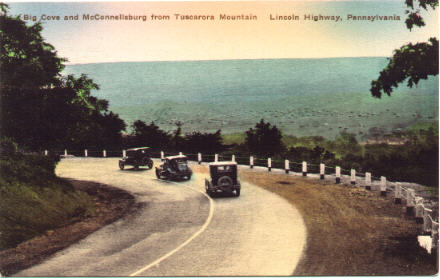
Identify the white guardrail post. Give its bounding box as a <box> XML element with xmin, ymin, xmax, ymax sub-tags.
<box><xmin>320</xmin><ymin>163</ymin><xmax>325</xmax><ymax>180</ymax></box>
<box><xmin>123</xmin><ymin>149</ymin><xmax>126</xmax><ymax>158</ymax></box>
<box><xmin>232</xmin><ymin>155</ymin><xmax>235</xmax><ymax>162</ymax></box>
<box><xmin>285</xmin><ymin>160</ymin><xmax>290</xmax><ymax>174</ymax></box>
<box><xmin>380</xmin><ymin>176</ymin><xmax>387</xmax><ymax>196</ymax></box>
<box><xmin>64</xmin><ymin>149</ymin><xmax>67</xmax><ymax>157</ymax></box>
<box><xmin>406</xmin><ymin>188</ymin><xmax>415</xmax><ymax>215</ymax></box>
<box><xmin>85</xmin><ymin>149</ymin><xmax>88</xmax><ymax>157</ymax></box>
<box><xmin>215</xmin><ymin>154</ymin><xmax>218</xmax><ymax>162</ymax></box>
<box><xmin>267</xmin><ymin>158</ymin><xmax>272</xmax><ymax>172</ymax></box>
<box><xmin>350</xmin><ymin>169</ymin><xmax>356</xmax><ymax>185</ymax></box>
<box><xmin>423</xmin><ymin>208</ymin><xmax>433</xmax><ymax>234</ymax></box>
<box><xmin>431</xmin><ymin>222</ymin><xmax>438</xmax><ymax>256</ymax></box>
<box><xmin>179</xmin><ymin>152</ymin><xmax>183</xmax><ymax>156</ymax></box>
<box><xmin>394</xmin><ymin>184</ymin><xmax>402</xmax><ymax>204</ymax></box>
<box><xmin>365</xmin><ymin>172</ymin><xmax>371</xmax><ymax>190</ymax></box>
<box><xmin>250</xmin><ymin>156</ymin><xmax>254</xmax><ymax>169</ymax></box>
<box><xmin>415</xmin><ymin>197</ymin><xmax>424</xmax><ymax>224</ymax></box>
<box><xmin>44</xmin><ymin>150</ymin><xmax>48</xmax><ymax>156</ymax></box>
<box><xmin>335</xmin><ymin>166</ymin><xmax>341</xmax><ymax>184</ymax></box>
<box><xmin>197</xmin><ymin>152</ymin><xmax>201</xmax><ymax>164</ymax></box>
<box><xmin>103</xmin><ymin>150</ymin><xmax>106</xmax><ymax>157</ymax></box>
<box><xmin>302</xmin><ymin>161</ymin><xmax>307</xmax><ymax>177</ymax></box>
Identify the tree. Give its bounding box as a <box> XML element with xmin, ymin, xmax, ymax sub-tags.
<box><xmin>370</xmin><ymin>0</ymin><xmax>438</xmax><ymax>97</ymax></box>
<box><xmin>184</xmin><ymin>130</ymin><xmax>224</xmax><ymax>153</ymax></box>
<box><xmin>245</xmin><ymin>119</ymin><xmax>285</xmax><ymax>157</ymax></box>
<box><xmin>0</xmin><ymin>5</ymin><xmax>126</xmax><ymax>150</ymax></box>
<box><xmin>130</xmin><ymin>120</ymin><xmax>170</xmax><ymax>149</ymax></box>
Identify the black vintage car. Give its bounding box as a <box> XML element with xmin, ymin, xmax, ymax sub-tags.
<box><xmin>119</xmin><ymin>147</ymin><xmax>153</xmax><ymax>170</ymax></box>
<box><xmin>155</xmin><ymin>155</ymin><xmax>192</xmax><ymax>181</ymax></box>
<box><xmin>205</xmin><ymin>161</ymin><xmax>241</xmax><ymax>197</ymax></box>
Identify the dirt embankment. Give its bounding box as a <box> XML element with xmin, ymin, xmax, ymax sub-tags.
<box><xmin>237</xmin><ymin>170</ymin><xmax>438</xmax><ymax>276</ymax></box>
<box><xmin>0</xmin><ymin>180</ymin><xmax>135</xmax><ymax>276</ymax></box>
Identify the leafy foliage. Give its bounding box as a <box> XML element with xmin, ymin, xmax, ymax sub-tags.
<box><xmin>0</xmin><ymin>6</ymin><xmax>125</xmax><ymax>150</ymax></box>
<box><xmin>371</xmin><ymin>0</ymin><xmax>438</xmax><ymax>97</ymax></box>
<box><xmin>371</xmin><ymin>38</ymin><xmax>439</xmax><ymax>97</ymax></box>
<box><xmin>245</xmin><ymin>119</ymin><xmax>285</xmax><ymax>157</ymax></box>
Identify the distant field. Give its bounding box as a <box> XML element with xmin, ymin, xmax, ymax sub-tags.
<box><xmin>64</xmin><ymin>58</ymin><xmax>438</xmax><ymax>140</ymax></box>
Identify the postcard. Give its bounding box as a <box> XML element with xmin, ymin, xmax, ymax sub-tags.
<box><xmin>0</xmin><ymin>0</ymin><xmax>438</xmax><ymax>277</ymax></box>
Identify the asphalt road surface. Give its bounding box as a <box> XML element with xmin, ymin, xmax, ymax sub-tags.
<box><xmin>16</xmin><ymin>158</ymin><xmax>306</xmax><ymax>276</ymax></box>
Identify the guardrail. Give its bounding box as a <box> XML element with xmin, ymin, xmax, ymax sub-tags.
<box><xmin>44</xmin><ymin>148</ymin><xmax>438</xmax><ymax>255</ymax></box>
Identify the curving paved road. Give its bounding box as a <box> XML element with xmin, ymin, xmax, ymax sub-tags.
<box><xmin>16</xmin><ymin>158</ymin><xmax>306</xmax><ymax>277</ymax></box>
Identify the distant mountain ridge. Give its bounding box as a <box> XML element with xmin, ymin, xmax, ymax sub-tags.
<box><xmin>64</xmin><ymin>58</ymin><xmax>438</xmax><ymax>138</ymax></box>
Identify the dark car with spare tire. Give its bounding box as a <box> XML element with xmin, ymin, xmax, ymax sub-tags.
<box><xmin>205</xmin><ymin>161</ymin><xmax>241</xmax><ymax>197</ymax></box>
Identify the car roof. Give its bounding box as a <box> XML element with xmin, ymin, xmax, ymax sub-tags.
<box><xmin>126</xmin><ymin>147</ymin><xmax>150</xmax><ymax>151</ymax></box>
<box><xmin>209</xmin><ymin>161</ymin><xmax>237</xmax><ymax>166</ymax></box>
<box><xmin>165</xmin><ymin>155</ymin><xmax>187</xmax><ymax>160</ymax></box>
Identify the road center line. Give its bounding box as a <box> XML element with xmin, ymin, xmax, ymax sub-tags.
<box><xmin>129</xmin><ymin>178</ymin><xmax>215</xmax><ymax>277</ymax></box>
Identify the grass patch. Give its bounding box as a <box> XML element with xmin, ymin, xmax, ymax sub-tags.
<box><xmin>0</xmin><ymin>153</ymin><xmax>95</xmax><ymax>250</ymax></box>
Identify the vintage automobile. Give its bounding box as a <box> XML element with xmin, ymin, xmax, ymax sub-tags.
<box><xmin>119</xmin><ymin>147</ymin><xmax>153</xmax><ymax>170</ymax></box>
<box><xmin>155</xmin><ymin>155</ymin><xmax>192</xmax><ymax>180</ymax></box>
<box><xmin>205</xmin><ymin>161</ymin><xmax>241</xmax><ymax>197</ymax></box>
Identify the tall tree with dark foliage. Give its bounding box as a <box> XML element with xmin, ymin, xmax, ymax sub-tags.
<box><xmin>0</xmin><ymin>4</ymin><xmax>125</xmax><ymax>150</ymax></box>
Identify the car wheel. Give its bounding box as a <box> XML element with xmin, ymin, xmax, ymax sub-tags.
<box><xmin>186</xmin><ymin>174</ymin><xmax>192</xmax><ymax>180</ymax></box>
<box><xmin>119</xmin><ymin>161</ymin><xmax>125</xmax><ymax>170</ymax></box>
<box><xmin>218</xmin><ymin>176</ymin><xmax>233</xmax><ymax>187</ymax></box>
<box><xmin>147</xmin><ymin>160</ymin><xmax>153</xmax><ymax>169</ymax></box>
<box><xmin>155</xmin><ymin>169</ymin><xmax>161</xmax><ymax>179</ymax></box>
<box><xmin>234</xmin><ymin>189</ymin><xmax>241</xmax><ymax>197</ymax></box>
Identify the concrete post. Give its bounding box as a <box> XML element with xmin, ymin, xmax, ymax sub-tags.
<box><xmin>350</xmin><ymin>169</ymin><xmax>356</xmax><ymax>185</ymax></box>
<box><xmin>320</xmin><ymin>163</ymin><xmax>325</xmax><ymax>180</ymax></box>
<box><xmin>431</xmin><ymin>222</ymin><xmax>438</xmax><ymax>256</ymax></box>
<box><xmin>232</xmin><ymin>155</ymin><xmax>235</xmax><ymax>162</ymax></box>
<box><xmin>380</xmin><ymin>176</ymin><xmax>387</xmax><ymax>196</ymax></box>
<box><xmin>302</xmin><ymin>161</ymin><xmax>307</xmax><ymax>177</ymax></box>
<box><xmin>394</xmin><ymin>184</ymin><xmax>402</xmax><ymax>204</ymax></box>
<box><xmin>103</xmin><ymin>150</ymin><xmax>107</xmax><ymax>157</ymax></box>
<box><xmin>197</xmin><ymin>153</ymin><xmax>201</xmax><ymax>164</ymax></box>
<box><xmin>415</xmin><ymin>197</ymin><xmax>424</xmax><ymax>224</ymax></box>
<box><xmin>406</xmin><ymin>188</ymin><xmax>415</xmax><ymax>215</ymax></box>
<box><xmin>250</xmin><ymin>156</ymin><xmax>254</xmax><ymax>169</ymax></box>
<box><xmin>365</xmin><ymin>172</ymin><xmax>371</xmax><ymax>190</ymax></box>
<box><xmin>335</xmin><ymin>166</ymin><xmax>341</xmax><ymax>184</ymax></box>
<box><xmin>285</xmin><ymin>160</ymin><xmax>290</xmax><ymax>174</ymax></box>
<box><xmin>85</xmin><ymin>149</ymin><xmax>88</xmax><ymax>157</ymax></box>
<box><xmin>423</xmin><ymin>209</ymin><xmax>432</xmax><ymax>234</ymax></box>
<box><xmin>268</xmin><ymin>158</ymin><xmax>272</xmax><ymax>172</ymax></box>
<box><xmin>215</xmin><ymin>154</ymin><xmax>218</xmax><ymax>162</ymax></box>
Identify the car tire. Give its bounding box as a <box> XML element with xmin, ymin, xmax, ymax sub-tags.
<box><xmin>155</xmin><ymin>169</ymin><xmax>161</xmax><ymax>179</ymax></box>
<box><xmin>147</xmin><ymin>159</ymin><xmax>153</xmax><ymax>169</ymax></box>
<box><xmin>119</xmin><ymin>161</ymin><xmax>125</xmax><ymax>170</ymax></box>
<box><xmin>234</xmin><ymin>189</ymin><xmax>240</xmax><ymax>197</ymax></box>
<box><xmin>218</xmin><ymin>176</ymin><xmax>233</xmax><ymax>187</ymax></box>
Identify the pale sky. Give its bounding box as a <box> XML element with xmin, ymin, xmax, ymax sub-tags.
<box><xmin>6</xmin><ymin>1</ymin><xmax>439</xmax><ymax>64</ymax></box>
